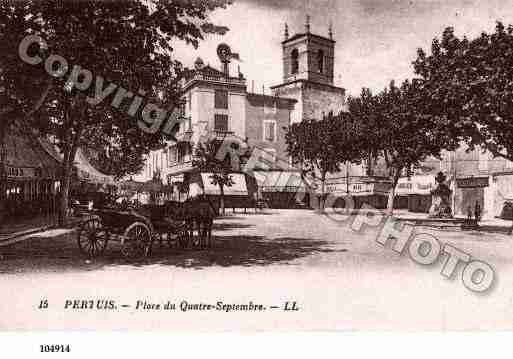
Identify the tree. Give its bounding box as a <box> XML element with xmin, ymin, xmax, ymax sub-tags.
<box><xmin>347</xmin><ymin>88</ymin><xmax>380</xmax><ymax>176</ymax></box>
<box><xmin>192</xmin><ymin>138</ymin><xmax>237</xmax><ymax>215</ymax></box>
<box><xmin>414</xmin><ymin>22</ymin><xmax>513</xmax><ymax>163</ymax></box>
<box><xmin>0</xmin><ymin>0</ymin><xmax>231</xmax><ymax>224</ymax></box>
<box><xmin>352</xmin><ymin>80</ymin><xmax>460</xmax><ymax>215</ymax></box>
<box><xmin>285</xmin><ymin>115</ymin><xmax>363</xmax><ymax>210</ymax></box>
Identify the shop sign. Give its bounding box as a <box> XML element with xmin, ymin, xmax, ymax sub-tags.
<box><xmin>457</xmin><ymin>177</ymin><xmax>489</xmax><ymax>188</ymax></box>
<box><xmin>169</xmin><ymin>174</ymin><xmax>185</xmax><ymax>183</ymax></box>
<box><xmin>6</xmin><ymin>166</ymin><xmax>37</xmax><ymax>178</ymax></box>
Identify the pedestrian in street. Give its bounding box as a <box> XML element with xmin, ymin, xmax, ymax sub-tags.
<box><xmin>475</xmin><ymin>201</ymin><xmax>482</xmax><ymax>223</ymax></box>
<box><xmin>467</xmin><ymin>205</ymin><xmax>473</xmax><ymax>222</ymax></box>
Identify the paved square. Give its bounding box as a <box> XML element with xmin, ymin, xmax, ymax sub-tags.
<box><xmin>1</xmin><ymin>209</ymin><xmax>512</xmax><ymax>330</ymax></box>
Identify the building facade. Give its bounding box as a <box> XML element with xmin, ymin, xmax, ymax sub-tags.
<box><xmin>397</xmin><ymin>146</ymin><xmax>513</xmax><ymax>219</ymax></box>
<box><xmin>135</xmin><ymin>47</ymin><xmax>298</xmax><ymax>202</ymax></box>
<box><xmin>133</xmin><ymin>18</ymin><xmax>360</xmax><ymax>207</ymax></box>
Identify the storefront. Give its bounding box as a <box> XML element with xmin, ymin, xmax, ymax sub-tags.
<box><xmin>396</xmin><ymin>175</ymin><xmax>436</xmax><ymax>213</ymax></box>
<box><xmin>324</xmin><ymin>177</ymin><xmax>390</xmax><ymax>210</ymax></box>
<box><xmin>470</xmin><ymin>173</ymin><xmax>513</xmax><ymax>220</ymax></box>
<box><xmin>256</xmin><ymin>170</ymin><xmax>308</xmax><ymax>209</ymax></box>
<box><xmin>454</xmin><ymin>176</ymin><xmax>489</xmax><ymax>218</ymax></box>
<box><xmin>1</xmin><ymin>126</ymin><xmax>61</xmax><ymax>219</ymax></box>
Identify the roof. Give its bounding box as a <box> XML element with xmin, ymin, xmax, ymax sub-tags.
<box><xmin>283</xmin><ymin>32</ymin><xmax>335</xmax><ymax>45</ymax></box>
<box><xmin>246</xmin><ymin>93</ymin><xmax>297</xmax><ymax>109</ymax></box>
<box><xmin>183</xmin><ymin>64</ymin><xmax>226</xmax><ymax>80</ymax></box>
<box><xmin>199</xmin><ymin>65</ymin><xmax>225</xmax><ymax>77</ymax></box>
<box><xmin>270</xmin><ymin>79</ymin><xmax>345</xmax><ymax>93</ymax></box>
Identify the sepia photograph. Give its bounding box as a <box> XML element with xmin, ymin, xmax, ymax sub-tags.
<box><xmin>1</xmin><ymin>1</ymin><xmax>513</xmax><ymax>348</ymax></box>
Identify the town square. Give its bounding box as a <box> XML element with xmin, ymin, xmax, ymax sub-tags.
<box><xmin>2</xmin><ymin>0</ymin><xmax>513</xmax><ymax>335</ymax></box>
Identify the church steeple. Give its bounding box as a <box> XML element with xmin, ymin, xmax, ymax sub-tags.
<box><xmin>272</xmin><ymin>16</ymin><xmax>346</xmax><ymax>125</ymax></box>
<box><xmin>279</xmin><ymin>15</ymin><xmax>336</xmax><ymax>85</ymax></box>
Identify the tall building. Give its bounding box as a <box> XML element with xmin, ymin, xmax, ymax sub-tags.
<box><xmin>271</xmin><ymin>17</ymin><xmax>346</xmax><ymax>123</ymax></box>
<box><xmin>135</xmin><ymin>44</ymin><xmax>298</xmax><ymax>204</ymax></box>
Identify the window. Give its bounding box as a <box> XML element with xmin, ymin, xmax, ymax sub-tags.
<box><xmin>177</xmin><ymin>145</ymin><xmax>187</xmax><ymax>163</ymax></box>
<box><xmin>263</xmin><ymin>120</ymin><xmax>276</xmax><ymax>142</ymax></box>
<box><xmin>317</xmin><ymin>49</ymin><xmax>324</xmax><ymax>73</ymax></box>
<box><xmin>215</xmin><ymin>90</ymin><xmax>228</xmax><ymax>109</ymax></box>
<box><xmin>214</xmin><ymin>114</ymin><xmax>229</xmax><ymax>132</ymax></box>
<box><xmin>168</xmin><ymin>147</ymin><xmax>177</xmax><ymax>164</ymax></box>
<box><xmin>291</xmin><ymin>48</ymin><xmax>299</xmax><ymax>74</ymax></box>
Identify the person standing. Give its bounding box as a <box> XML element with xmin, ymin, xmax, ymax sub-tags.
<box><xmin>475</xmin><ymin>201</ymin><xmax>482</xmax><ymax>223</ymax></box>
<box><xmin>467</xmin><ymin>205</ymin><xmax>473</xmax><ymax>221</ymax></box>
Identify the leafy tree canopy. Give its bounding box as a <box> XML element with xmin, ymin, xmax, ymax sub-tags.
<box><xmin>414</xmin><ymin>22</ymin><xmax>513</xmax><ymax>161</ymax></box>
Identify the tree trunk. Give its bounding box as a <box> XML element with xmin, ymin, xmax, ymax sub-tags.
<box><xmin>0</xmin><ymin>119</ymin><xmax>7</xmax><ymax>228</ymax></box>
<box><xmin>219</xmin><ymin>184</ymin><xmax>225</xmax><ymax>216</ymax></box>
<box><xmin>366</xmin><ymin>151</ymin><xmax>374</xmax><ymax>176</ymax></box>
<box><xmin>58</xmin><ymin>128</ymin><xmax>81</xmax><ymax>226</ymax></box>
<box><xmin>320</xmin><ymin>173</ymin><xmax>326</xmax><ymax>211</ymax></box>
<box><xmin>386</xmin><ymin>170</ymin><xmax>401</xmax><ymax>216</ymax></box>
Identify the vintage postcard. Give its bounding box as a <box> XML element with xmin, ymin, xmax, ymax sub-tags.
<box><xmin>1</xmin><ymin>0</ymin><xmax>513</xmax><ymax>338</ymax></box>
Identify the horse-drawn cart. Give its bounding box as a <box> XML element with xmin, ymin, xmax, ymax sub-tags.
<box><xmin>77</xmin><ymin>200</ymin><xmax>215</xmax><ymax>259</ymax></box>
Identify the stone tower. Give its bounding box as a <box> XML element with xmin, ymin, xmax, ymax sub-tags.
<box><xmin>271</xmin><ymin>17</ymin><xmax>346</xmax><ymax>124</ymax></box>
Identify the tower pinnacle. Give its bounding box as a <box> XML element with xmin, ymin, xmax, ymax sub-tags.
<box><xmin>305</xmin><ymin>15</ymin><xmax>310</xmax><ymax>33</ymax></box>
<box><xmin>284</xmin><ymin>23</ymin><xmax>289</xmax><ymax>40</ymax></box>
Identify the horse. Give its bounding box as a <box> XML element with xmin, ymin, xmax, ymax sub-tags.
<box><xmin>164</xmin><ymin>196</ymin><xmax>217</xmax><ymax>249</ymax></box>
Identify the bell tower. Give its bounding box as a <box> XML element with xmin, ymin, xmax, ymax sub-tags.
<box><xmin>272</xmin><ymin>17</ymin><xmax>345</xmax><ymax>124</ymax></box>
<box><xmin>281</xmin><ymin>16</ymin><xmax>335</xmax><ymax>85</ymax></box>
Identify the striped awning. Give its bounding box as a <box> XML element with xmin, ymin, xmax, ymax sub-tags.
<box><xmin>201</xmin><ymin>173</ymin><xmax>248</xmax><ymax>196</ymax></box>
<box><xmin>4</xmin><ymin>126</ymin><xmax>61</xmax><ymax>179</ymax></box>
<box><xmin>74</xmin><ymin>148</ymin><xmax>115</xmax><ymax>185</ymax></box>
<box><xmin>257</xmin><ymin>171</ymin><xmax>307</xmax><ymax>192</ymax></box>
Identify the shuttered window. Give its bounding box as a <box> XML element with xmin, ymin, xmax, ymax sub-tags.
<box><xmin>264</xmin><ymin>120</ymin><xmax>276</xmax><ymax>142</ymax></box>
<box><xmin>168</xmin><ymin>147</ymin><xmax>177</xmax><ymax>164</ymax></box>
<box><xmin>214</xmin><ymin>114</ymin><xmax>229</xmax><ymax>132</ymax></box>
<box><xmin>214</xmin><ymin>90</ymin><xmax>228</xmax><ymax>109</ymax></box>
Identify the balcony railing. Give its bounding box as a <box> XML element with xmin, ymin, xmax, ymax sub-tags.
<box><xmin>182</xmin><ymin>73</ymin><xmax>246</xmax><ymax>89</ymax></box>
<box><xmin>213</xmin><ymin>130</ymin><xmax>235</xmax><ymax>139</ymax></box>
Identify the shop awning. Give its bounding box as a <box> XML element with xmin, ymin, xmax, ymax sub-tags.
<box><xmin>74</xmin><ymin>148</ymin><xmax>115</xmax><ymax>185</ymax></box>
<box><xmin>396</xmin><ymin>175</ymin><xmax>435</xmax><ymax>195</ymax></box>
<box><xmin>257</xmin><ymin>171</ymin><xmax>307</xmax><ymax>193</ymax></box>
<box><xmin>4</xmin><ymin>125</ymin><xmax>61</xmax><ymax>180</ymax></box>
<box><xmin>201</xmin><ymin>173</ymin><xmax>248</xmax><ymax>196</ymax></box>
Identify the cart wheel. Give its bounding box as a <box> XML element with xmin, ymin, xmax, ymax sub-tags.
<box><xmin>77</xmin><ymin>218</ymin><xmax>109</xmax><ymax>258</ymax></box>
<box><xmin>121</xmin><ymin>222</ymin><xmax>151</xmax><ymax>259</ymax></box>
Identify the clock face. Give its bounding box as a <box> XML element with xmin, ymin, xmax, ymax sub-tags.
<box><xmin>217</xmin><ymin>43</ymin><xmax>231</xmax><ymax>62</ymax></box>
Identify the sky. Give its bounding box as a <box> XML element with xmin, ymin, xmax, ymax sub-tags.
<box><xmin>172</xmin><ymin>0</ymin><xmax>513</xmax><ymax>97</ymax></box>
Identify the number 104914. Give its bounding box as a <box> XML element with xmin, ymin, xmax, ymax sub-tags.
<box><xmin>40</xmin><ymin>345</ymin><xmax>70</xmax><ymax>353</ymax></box>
